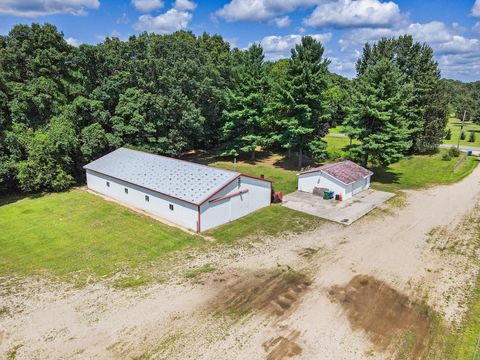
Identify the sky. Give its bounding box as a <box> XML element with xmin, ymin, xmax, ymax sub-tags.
<box><xmin>1</xmin><ymin>0</ymin><xmax>480</xmax><ymax>81</ymax></box>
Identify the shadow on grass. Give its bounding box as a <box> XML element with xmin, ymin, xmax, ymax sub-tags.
<box><xmin>182</xmin><ymin>149</ymin><xmax>312</xmax><ymax>172</ymax></box>
<box><xmin>0</xmin><ymin>192</ymin><xmax>48</xmax><ymax>207</ymax></box>
<box><xmin>370</xmin><ymin>166</ymin><xmax>402</xmax><ymax>187</ymax></box>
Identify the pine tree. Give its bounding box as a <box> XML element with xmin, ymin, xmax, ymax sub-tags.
<box><xmin>271</xmin><ymin>36</ymin><xmax>331</xmax><ymax>167</ymax></box>
<box><xmin>468</xmin><ymin>131</ymin><xmax>475</xmax><ymax>143</ymax></box>
<box><xmin>356</xmin><ymin>35</ymin><xmax>448</xmax><ymax>153</ymax></box>
<box><xmin>346</xmin><ymin>59</ymin><xmax>413</xmax><ymax>166</ymax></box>
<box><xmin>445</xmin><ymin>128</ymin><xmax>452</xmax><ymax>140</ymax></box>
<box><xmin>221</xmin><ymin>44</ymin><xmax>270</xmax><ymax>161</ymax></box>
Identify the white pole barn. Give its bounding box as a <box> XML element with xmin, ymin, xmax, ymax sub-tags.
<box><xmin>83</xmin><ymin>148</ymin><xmax>272</xmax><ymax>232</ymax></box>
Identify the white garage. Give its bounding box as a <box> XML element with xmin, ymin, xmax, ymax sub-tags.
<box><xmin>298</xmin><ymin>160</ymin><xmax>373</xmax><ymax>200</ymax></box>
<box><xmin>84</xmin><ymin>148</ymin><xmax>272</xmax><ymax>232</ymax></box>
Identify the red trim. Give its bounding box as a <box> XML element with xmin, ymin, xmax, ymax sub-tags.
<box><xmin>85</xmin><ymin>168</ymin><xmax>198</xmax><ymax>206</ymax></box>
<box><xmin>197</xmin><ymin>205</ymin><xmax>201</xmax><ymax>233</ymax></box>
<box><xmin>198</xmin><ymin>174</ymin><xmax>241</xmax><ymax>205</ymax></box>
<box><xmin>84</xmin><ymin>147</ymin><xmax>273</xmax><ymax>206</ymax></box>
<box><xmin>209</xmin><ymin>189</ymin><xmax>249</xmax><ymax>203</ymax></box>
<box><xmin>240</xmin><ymin>173</ymin><xmax>272</xmax><ymax>183</ymax></box>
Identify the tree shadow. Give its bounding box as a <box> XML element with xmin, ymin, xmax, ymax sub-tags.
<box><xmin>370</xmin><ymin>166</ymin><xmax>401</xmax><ymax>186</ymax></box>
<box><xmin>0</xmin><ymin>192</ymin><xmax>47</xmax><ymax>207</ymax></box>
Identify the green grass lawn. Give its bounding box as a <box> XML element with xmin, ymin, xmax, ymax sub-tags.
<box><xmin>0</xmin><ymin>190</ymin><xmax>204</xmax><ymax>281</ymax></box>
<box><xmin>371</xmin><ymin>149</ymin><xmax>478</xmax><ymax>193</ymax></box>
<box><xmin>324</xmin><ymin>135</ymin><xmax>357</xmax><ymax>158</ymax></box>
<box><xmin>443</xmin><ymin>117</ymin><xmax>480</xmax><ymax>148</ymax></box>
<box><xmin>443</xmin><ymin>275</ymin><xmax>480</xmax><ymax>359</ymax></box>
<box><xmin>205</xmin><ymin>205</ymin><xmax>324</xmax><ymax>243</ymax></box>
<box><xmin>328</xmin><ymin>125</ymin><xmax>345</xmax><ymax>134</ymax></box>
<box><xmin>210</xmin><ymin>161</ymin><xmax>298</xmax><ymax>194</ymax></box>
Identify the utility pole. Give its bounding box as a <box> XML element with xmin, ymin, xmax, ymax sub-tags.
<box><xmin>457</xmin><ymin>110</ymin><xmax>466</xmax><ymax>150</ymax></box>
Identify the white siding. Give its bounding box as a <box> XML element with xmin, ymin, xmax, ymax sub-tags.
<box><xmin>199</xmin><ymin>176</ymin><xmax>271</xmax><ymax>232</ymax></box>
<box><xmin>86</xmin><ymin>170</ymin><xmax>199</xmax><ymax>231</ymax></box>
<box><xmin>298</xmin><ymin>171</ymin><xmax>371</xmax><ymax>200</ymax></box>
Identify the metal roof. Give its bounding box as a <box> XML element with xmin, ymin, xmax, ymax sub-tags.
<box><xmin>300</xmin><ymin>160</ymin><xmax>373</xmax><ymax>185</ymax></box>
<box><xmin>84</xmin><ymin>147</ymin><xmax>240</xmax><ymax>205</ymax></box>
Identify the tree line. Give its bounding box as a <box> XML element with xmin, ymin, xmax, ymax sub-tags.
<box><xmin>0</xmin><ymin>23</ymin><xmax>462</xmax><ymax>194</ymax></box>
<box><xmin>441</xmin><ymin>79</ymin><xmax>480</xmax><ymax>123</ymax></box>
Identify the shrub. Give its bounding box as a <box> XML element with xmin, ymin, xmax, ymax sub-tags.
<box><xmin>468</xmin><ymin>131</ymin><xmax>476</xmax><ymax>143</ymax></box>
<box><xmin>442</xmin><ymin>153</ymin><xmax>452</xmax><ymax>161</ymax></box>
<box><xmin>460</xmin><ymin>131</ymin><xmax>466</xmax><ymax>140</ymax></box>
<box><xmin>445</xmin><ymin>128</ymin><xmax>452</xmax><ymax>140</ymax></box>
<box><xmin>448</xmin><ymin>146</ymin><xmax>461</xmax><ymax>157</ymax></box>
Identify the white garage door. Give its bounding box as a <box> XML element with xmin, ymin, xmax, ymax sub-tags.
<box><xmin>352</xmin><ymin>178</ymin><xmax>367</xmax><ymax>195</ymax></box>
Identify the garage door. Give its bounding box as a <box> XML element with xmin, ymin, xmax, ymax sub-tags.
<box><xmin>352</xmin><ymin>178</ymin><xmax>367</xmax><ymax>195</ymax></box>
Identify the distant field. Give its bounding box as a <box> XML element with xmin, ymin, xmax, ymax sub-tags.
<box><xmin>443</xmin><ymin>117</ymin><xmax>480</xmax><ymax>148</ymax></box>
<box><xmin>372</xmin><ymin>149</ymin><xmax>478</xmax><ymax>193</ymax></box>
<box><xmin>0</xmin><ymin>190</ymin><xmax>204</xmax><ymax>282</ymax></box>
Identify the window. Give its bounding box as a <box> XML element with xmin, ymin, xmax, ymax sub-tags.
<box><xmin>145</xmin><ymin>195</ymin><xmax>149</xmax><ymax>202</ymax></box>
<box><xmin>169</xmin><ymin>204</ymin><xmax>174</xmax><ymax>211</ymax></box>
<box><xmin>124</xmin><ymin>188</ymin><xmax>128</xmax><ymax>194</ymax></box>
<box><xmin>106</xmin><ymin>181</ymin><xmax>110</xmax><ymax>187</ymax></box>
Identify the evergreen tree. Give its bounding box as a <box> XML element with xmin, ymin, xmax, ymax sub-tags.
<box><xmin>271</xmin><ymin>36</ymin><xmax>331</xmax><ymax>167</ymax></box>
<box><xmin>221</xmin><ymin>44</ymin><xmax>270</xmax><ymax>161</ymax></box>
<box><xmin>356</xmin><ymin>35</ymin><xmax>448</xmax><ymax>153</ymax></box>
<box><xmin>445</xmin><ymin>128</ymin><xmax>452</xmax><ymax>140</ymax></box>
<box><xmin>468</xmin><ymin>131</ymin><xmax>475</xmax><ymax>143</ymax></box>
<box><xmin>346</xmin><ymin>59</ymin><xmax>413</xmax><ymax>166</ymax></box>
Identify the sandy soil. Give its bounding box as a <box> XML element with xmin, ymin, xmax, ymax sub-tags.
<box><xmin>1</xmin><ymin>166</ymin><xmax>480</xmax><ymax>359</ymax></box>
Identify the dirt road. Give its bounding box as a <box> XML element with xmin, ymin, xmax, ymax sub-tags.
<box><xmin>1</xmin><ymin>166</ymin><xmax>480</xmax><ymax>359</ymax></box>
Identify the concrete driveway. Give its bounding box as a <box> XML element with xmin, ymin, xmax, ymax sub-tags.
<box><xmin>282</xmin><ymin>189</ymin><xmax>395</xmax><ymax>225</ymax></box>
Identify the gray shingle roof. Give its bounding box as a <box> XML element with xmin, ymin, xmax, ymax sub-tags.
<box><xmin>84</xmin><ymin>147</ymin><xmax>240</xmax><ymax>204</ymax></box>
<box><xmin>300</xmin><ymin>160</ymin><xmax>373</xmax><ymax>185</ymax></box>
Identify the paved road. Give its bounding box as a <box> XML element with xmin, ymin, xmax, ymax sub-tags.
<box><xmin>327</xmin><ymin>132</ymin><xmax>480</xmax><ymax>153</ymax></box>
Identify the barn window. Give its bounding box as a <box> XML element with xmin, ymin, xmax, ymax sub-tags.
<box><xmin>145</xmin><ymin>195</ymin><xmax>149</xmax><ymax>202</ymax></box>
<box><xmin>169</xmin><ymin>204</ymin><xmax>174</xmax><ymax>211</ymax></box>
<box><xmin>106</xmin><ymin>181</ymin><xmax>110</xmax><ymax>187</ymax></box>
<box><xmin>124</xmin><ymin>188</ymin><xmax>128</xmax><ymax>194</ymax></box>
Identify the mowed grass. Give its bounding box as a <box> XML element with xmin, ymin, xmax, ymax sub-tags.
<box><xmin>324</xmin><ymin>135</ymin><xmax>358</xmax><ymax>158</ymax></box>
<box><xmin>372</xmin><ymin>149</ymin><xmax>479</xmax><ymax>193</ymax></box>
<box><xmin>210</xmin><ymin>161</ymin><xmax>298</xmax><ymax>194</ymax></box>
<box><xmin>443</xmin><ymin>117</ymin><xmax>480</xmax><ymax>148</ymax></box>
<box><xmin>442</xmin><ymin>275</ymin><xmax>480</xmax><ymax>359</ymax></box>
<box><xmin>0</xmin><ymin>190</ymin><xmax>204</xmax><ymax>280</ymax></box>
<box><xmin>205</xmin><ymin>205</ymin><xmax>324</xmax><ymax>243</ymax></box>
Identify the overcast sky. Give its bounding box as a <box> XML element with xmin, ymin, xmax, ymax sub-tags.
<box><xmin>1</xmin><ymin>0</ymin><xmax>480</xmax><ymax>81</ymax></box>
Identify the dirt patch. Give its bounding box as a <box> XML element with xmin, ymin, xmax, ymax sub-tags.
<box><xmin>263</xmin><ymin>330</ymin><xmax>302</xmax><ymax>360</ymax></box>
<box><xmin>211</xmin><ymin>269</ymin><xmax>311</xmax><ymax>318</ymax></box>
<box><xmin>297</xmin><ymin>247</ymin><xmax>320</xmax><ymax>258</ymax></box>
<box><xmin>328</xmin><ymin>275</ymin><xmax>433</xmax><ymax>358</ymax></box>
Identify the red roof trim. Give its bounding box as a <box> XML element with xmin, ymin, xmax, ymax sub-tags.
<box><xmin>84</xmin><ymin>147</ymin><xmax>273</xmax><ymax>205</ymax></box>
<box><xmin>209</xmin><ymin>189</ymin><xmax>249</xmax><ymax>203</ymax></box>
<box><xmin>198</xmin><ymin>174</ymin><xmax>240</xmax><ymax>206</ymax></box>
<box><xmin>240</xmin><ymin>173</ymin><xmax>273</xmax><ymax>183</ymax></box>
<box><xmin>85</xmin><ymin>168</ymin><xmax>199</xmax><ymax>206</ymax></box>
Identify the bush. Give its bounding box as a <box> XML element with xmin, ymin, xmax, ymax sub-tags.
<box><xmin>442</xmin><ymin>153</ymin><xmax>452</xmax><ymax>161</ymax></box>
<box><xmin>460</xmin><ymin>131</ymin><xmax>466</xmax><ymax>140</ymax></box>
<box><xmin>448</xmin><ymin>146</ymin><xmax>461</xmax><ymax>157</ymax></box>
<box><xmin>468</xmin><ymin>131</ymin><xmax>476</xmax><ymax>143</ymax></box>
<box><xmin>445</xmin><ymin>128</ymin><xmax>452</xmax><ymax>140</ymax></box>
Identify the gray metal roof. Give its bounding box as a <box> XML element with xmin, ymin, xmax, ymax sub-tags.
<box><xmin>84</xmin><ymin>147</ymin><xmax>240</xmax><ymax>204</ymax></box>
